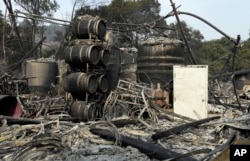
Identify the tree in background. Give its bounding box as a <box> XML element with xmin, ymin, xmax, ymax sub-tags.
<box><xmin>200</xmin><ymin>38</ymin><xmax>232</xmax><ymax>75</ymax></box>
<box><xmin>199</xmin><ymin>37</ymin><xmax>250</xmax><ymax>75</ymax></box>
<box><xmin>1</xmin><ymin>0</ymin><xmax>60</xmax><ymax>73</ymax></box>
<box><xmin>75</xmin><ymin>0</ymin><xmax>168</xmax><ymax>44</ymax></box>
<box><xmin>13</xmin><ymin>0</ymin><xmax>59</xmax><ymax>58</ymax></box>
<box><xmin>0</xmin><ymin>10</ymin><xmax>12</xmax><ymax>66</ymax></box>
<box><xmin>166</xmin><ymin>21</ymin><xmax>204</xmax><ymax>64</ymax></box>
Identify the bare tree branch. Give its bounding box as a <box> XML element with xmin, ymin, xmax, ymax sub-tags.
<box><xmin>3</xmin><ymin>0</ymin><xmax>24</xmax><ymax>52</ymax></box>
<box><xmin>13</xmin><ymin>0</ymin><xmax>32</xmax><ymax>13</ymax></box>
<box><xmin>2</xmin><ymin>7</ymin><xmax>7</xmax><ymax>65</ymax></box>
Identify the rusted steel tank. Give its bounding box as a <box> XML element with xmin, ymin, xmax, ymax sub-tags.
<box><xmin>72</xmin><ymin>15</ymin><xmax>106</xmax><ymax>40</ymax></box>
<box><xmin>64</xmin><ymin>45</ymin><xmax>100</xmax><ymax>66</ymax></box>
<box><xmin>137</xmin><ymin>37</ymin><xmax>185</xmax><ymax>85</ymax></box>
<box><xmin>69</xmin><ymin>101</ymin><xmax>96</xmax><ymax>122</ymax></box>
<box><xmin>62</xmin><ymin>72</ymin><xmax>97</xmax><ymax>94</ymax></box>
<box><xmin>0</xmin><ymin>95</ymin><xmax>22</xmax><ymax>117</ymax></box>
<box><xmin>23</xmin><ymin>59</ymin><xmax>58</xmax><ymax>94</ymax></box>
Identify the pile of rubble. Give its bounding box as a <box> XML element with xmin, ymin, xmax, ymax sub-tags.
<box><xmin>0</xmin><ymin>79</ymin><xmax>250</xmax><ymax>161</ymax></box>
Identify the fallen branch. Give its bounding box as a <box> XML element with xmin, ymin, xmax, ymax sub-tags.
<box><xmin>151</xmin><ymin>116</ymin><xmax>221</xmax><ymax>140</ymax></box>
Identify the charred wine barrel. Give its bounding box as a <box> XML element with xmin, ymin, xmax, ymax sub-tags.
<box><xmin>62</xmin><ymin>72</ymin><xmax>97</xmax><ymax>94</ymax></box>
<box><xmin>64</xmin><ymin>45</ymin><xmax>100</xmax><ymax>66</ymax></box>
<box><xmin>97</xmin><ymin>75</ymin><xmax>109</xmax><ymax>93</ymax></box>
<box><xmin>137</xmin><ymin>37</ymin><xmax>185</xmax><ymax>85</ymax></box>
<box><xmin>72</xmin><ymin>15</ymin><xmax>106</xmax><ymax>40</ymax></box>
<box><xmin>70</xmin><ymin>101</ymin><xmax>96</xmax><ymax>122</ymax></box>
<box><xmin>99</xmin><ymin>49</ymin><xmax>110</xmax><ymax>67</ymax></box>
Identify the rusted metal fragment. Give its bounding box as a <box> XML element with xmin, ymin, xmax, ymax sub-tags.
<box><xmin>90</xmin><ymin>128</ymin><xmax>197</xmax><ymax>161</ymax></box>
<box><xmin>151</xmin><ymin>116</ymin><xmax>221</xmax><ymax>140</ymax></box>
<box><xmin>0</xmin><ymin>95</ymin><xmax>23</xmax><ymax>117</ymax></box>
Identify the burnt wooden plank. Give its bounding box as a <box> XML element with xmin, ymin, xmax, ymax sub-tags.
<box><xmin>152</xmin><ymin>116</ymin><xmax>221</xmax><ymax>140</ymax></box>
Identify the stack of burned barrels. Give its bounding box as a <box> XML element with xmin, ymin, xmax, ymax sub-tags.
<box><xmin>62</xmin><ymin>15</ymin><xmax>110</xmax><ymax>122</ymax></box>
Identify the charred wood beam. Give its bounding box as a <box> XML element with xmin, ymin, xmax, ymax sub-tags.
<box><xmin>152</xmin><ymin>116</ymin><xmax>221</xmax><ymax>140</ymax></box>
<box><xmin>90</xmin><ymin>128</ymin><xmax>197</xmax><ymax>161</ymax></box>
<box><xmin>66</xmin><ymin>118</ymin><xmax>139</xmax><ymax>128</ymax></box>
<box><xmin>111</xmin><ymin>119</ymin><xmax>139</xmax><ymax>128</ymax></box>
<box><xmin>0</xmin><ymin>115</ymin><xmax>42</xmax><ymax>125</ymax></box>
<box><xmin>0</xmin><ymin>115</ymin><xmax>139</xmax><ymax>127</ymax></box>
<box><xmin>0</xmin><ymin>115</ymin><xmax>77</xmax><ymax>125</ymax></box>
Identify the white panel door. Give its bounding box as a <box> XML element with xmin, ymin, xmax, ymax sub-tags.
<box><xmin>173</xmin><ymin>65</ymin><xmax>208</xmax><ymax>120</ymax></box>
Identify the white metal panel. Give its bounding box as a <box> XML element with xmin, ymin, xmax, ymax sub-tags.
<box><xmin>173</xmin><ymin>65</ymin><xmax>208</xmax><ymax>120</ymax></box>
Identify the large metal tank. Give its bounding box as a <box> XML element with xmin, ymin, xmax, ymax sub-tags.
<box><xmin>137</xmin><ymin>37</ymin><xmax>185</xmax><ymax>85</ymax></box>
<box><xmin>23</xmin><ymin>59</ymin><xmax>58</xmax><ymax>94</ymax></box>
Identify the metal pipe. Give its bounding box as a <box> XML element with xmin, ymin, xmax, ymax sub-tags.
<box><xmin>169</xmin><ymin>0</ymin><xmax>196</xmax><ymax>64</ymax></box>
<box><xmin>178</xmin><ymin>11</ymin><xmax>237</xmax><ymax>44</ymax></box>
